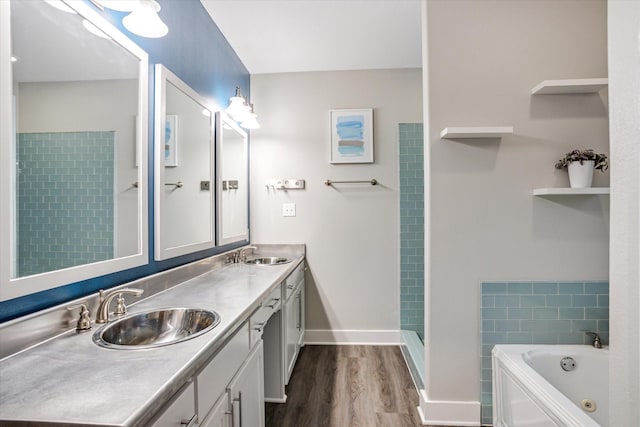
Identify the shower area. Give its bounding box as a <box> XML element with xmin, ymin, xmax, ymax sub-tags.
<box><xmin>398</xmin><ymin>123</ymin><xmax>425</xmax><ymax>388</ymax></box>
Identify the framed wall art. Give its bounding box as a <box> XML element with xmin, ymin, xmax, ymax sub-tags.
<box><xmin>329</xmin><ymin>108</ymin><xmax>373</xmax><ymax>164</ymax></box>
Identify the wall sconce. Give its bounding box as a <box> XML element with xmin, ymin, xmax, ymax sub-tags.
<box><xmin>240</xmin><ymin>104</ymin><xmax>260</xmax><ymax>130</ymax></box>
<box><xmin>226</xmin><ymin>87</ymin><xmax>260</xmax><ymax>130</ymax></box>
<box><xmin>92</xmin><ymin>0</ymin><xmax>168</xmax><ymax>38</ymax></box>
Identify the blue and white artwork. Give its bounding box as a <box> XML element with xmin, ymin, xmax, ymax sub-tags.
<box><xmin>330</xmin><ymin>109</ymin><xmax>373</xmax><ymax>163</ymax></box>
<box><xmin>165</xmin><ymin>114</ymin><xmax>178</xmax><ymax>167</ymax></box>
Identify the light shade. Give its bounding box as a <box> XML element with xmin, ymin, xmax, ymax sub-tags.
<box><xmin>225</xmin><ymin>87</ymin><xmax>251</xmax><ymax>121</ymax></box>
<box><xmin>122</xmin><ymin>0</ymin><xmax>168</xmax><ymax>38</ymax></box>
<box><xmin>240</xmin><ymin>104</ymin><xmax>260</xmax><ymax>130</ymax></box>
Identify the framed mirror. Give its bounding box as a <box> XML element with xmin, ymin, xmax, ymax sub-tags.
<box><xmin>216</xmin><ymin>113</ymin><xmax>249</xmax><ymax>245</ymax></box>
<box><xmin>0</xmin><ymin>0</ymin><xmax>149</xmax><ymax>301</ymax></box>
<box><xmin>154</xmin><ymin>65</ymin><xmax>215</xmax><ymax>260</ymax></box>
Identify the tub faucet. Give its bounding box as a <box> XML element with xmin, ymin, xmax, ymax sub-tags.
<box><xmin>95</xmin><ymin>288</ymin><xmax>144</xmax><ymax>324</ymax></box>
<box><xmin>585</xmin><ymin>331</ymin><xmax>602</xmax><ymax>348</ymax></box>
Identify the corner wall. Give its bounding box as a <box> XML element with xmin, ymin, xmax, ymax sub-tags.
<box><xmin>608</xmin><ymin>1</ymin><xmax>640</xmax><ymax>425</ymax></box>
<box><xmin>421</xmin><ymin>0</ymin><xmax>609</xmax><ymax>424</ymax></box>
<box><xmin>249</xmin><ymin>69</ymin><xmax>422</xmax><ymax>342</ymax></box>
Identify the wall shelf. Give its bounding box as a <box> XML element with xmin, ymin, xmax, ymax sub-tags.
<box><xmin>531</xmin><ymin>78</ymin><xmax>608</xmax><ymax>95</ymax></box>
<box><xmin>532</xmin><ymin>187</ymin><xmax>610</xmax><ymax>196</ymax></box>
<box><xmin>440</xmin><ymin>126</ymin><xmax>514</xmax><ymax>139</ymax></box>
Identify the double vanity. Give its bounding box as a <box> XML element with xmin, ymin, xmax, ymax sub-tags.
<box><xmin>0</xmin><ymin>245</ymin><xmax>306</xmax><ymax>426</ymax></box>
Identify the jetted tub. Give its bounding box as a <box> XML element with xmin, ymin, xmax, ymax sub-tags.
<box><xmin>492</xmin><ymin>345</ymin><xmax>609</xmax><ymax>427</ymax></box>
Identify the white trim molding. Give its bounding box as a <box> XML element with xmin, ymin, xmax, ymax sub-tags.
<box><xmin>304</xmin><ymin>329</ymin><xmax>402</xmax><ymax>345</ymax></box>
<box><xmin>417</xmin><ymin>389</ymin><xmax>481</xmax><ymax>426</ymax></box>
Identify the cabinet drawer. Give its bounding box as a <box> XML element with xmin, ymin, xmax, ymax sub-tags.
<box><xmin>151</xmin><ymin>381</ymin><xmax>196</xmax><ymax>427</ymax></box>
<box><xmin>284</xmin><ymin>261</ymin><xmax>305</xmax><ymax>300</ymax></box>
<box><xmin>197</xmin><ymin>323</ymin><xmax>249</xmax><ymax>420</ymax></box>
<box><xmin>250</xmin><ymin>286</ymin><xmax>281</xmax><ymax>346</ymax></box>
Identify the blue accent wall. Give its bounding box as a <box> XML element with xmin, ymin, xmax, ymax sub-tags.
<box><xmin>399</xmin><ymin>123</ymin><xmax>424</xmax><ymax>340</ymax></box>
<box><xmin>480</xmin><ymin>280</ymin><xmax>610</xmax><ymax>425</ymax></box>
<box><xmin>0</xmin><ymin>0</ymin><xmax>250</xmax><ymax>321</ymax></box>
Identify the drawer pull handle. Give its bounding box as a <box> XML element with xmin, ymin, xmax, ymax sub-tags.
<box><xmin>287</xmin><ymin>284</ymin><xmax>294</xmax><ymax>290</ymax></box>
<box><xmin>180</xmin><ymin>414</ymin><xmax>198</xmax><ymax>427</ymax></box>
<box><xmin>267</xmin><ymin>298</ymin><xmax>280</xmax><ymax>308</ymax></box>
<box><xmin>253</xmin><ymin>322</ymin><xmax>265</xmax><ymax>332</ymax></box>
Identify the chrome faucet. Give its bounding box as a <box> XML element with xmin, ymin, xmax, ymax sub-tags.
<box><xmin>240</xmin><ymin>246</ymin><xmax>257</xmax><ymax>263</ymax></box>
<box><xmin>95</xmin><ymin>288</ymin><xmax>144</xmax><ymax>324</ymax></box>
<box><xmin>585</xmin><ymin>331</ymin><xmax>603</xmax><ymax>348</ymax></box>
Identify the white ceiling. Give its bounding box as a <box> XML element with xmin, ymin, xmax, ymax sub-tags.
<box><xmin>200</xmin><ymin>0</ymin><xmax>422</xmax><ymax>74</ymax></box>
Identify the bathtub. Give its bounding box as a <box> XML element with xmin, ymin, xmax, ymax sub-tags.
<box><xmin>492</xmin><ymin>345</ymin><xmax>609</xmax><ymax>427</ymax></box>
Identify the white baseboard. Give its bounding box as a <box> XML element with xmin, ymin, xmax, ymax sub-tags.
<box><xmin>418</xmin><ymin>389</ymin><xmax>481</xmax><ymax>426</ymax></box>
<box><xmin>303</xmin><ymin>329</ymin><xmax>402</xmax><ymax>345</ymax></box>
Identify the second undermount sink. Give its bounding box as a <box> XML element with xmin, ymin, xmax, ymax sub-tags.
<box><xmin>93</xmin><ymin>308</ymin><xmax>220</xmax><ymax>350</ymax></box>
<box><xmin>245</xmin><ymin>257</ymin><xmax>292</xmax><ymax>265</ymax></box>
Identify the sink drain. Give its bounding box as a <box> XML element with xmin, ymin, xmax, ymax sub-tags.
<box><xmin>581</xmin><ymin>399</ymin><xmax>597</xmax><ymax>412</ymax></box>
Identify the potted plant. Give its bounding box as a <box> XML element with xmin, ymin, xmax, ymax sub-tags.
<box><xmin>554</xmin><ymin>149</ymin><xmax>608</xmax><ymax>188</ymax></box>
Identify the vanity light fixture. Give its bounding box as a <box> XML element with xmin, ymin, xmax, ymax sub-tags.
<box><xmin>122</xmin><ymin>0</ymin><xmax>168</xmax><ymax>38</ymax></box>
<box><xmin>240</xmin><ymin>104</ymin><xmax>260</xmax><ymax>130</ymax></box>
<box><xmin>226</xmin><ymin>87</ymin><xmax>251</xmax><ymax>121</ymax></box>
<box><xmin>92</xmin><ymin>0</ymin><xmax>168</xmax><ymax>38</ymax></box>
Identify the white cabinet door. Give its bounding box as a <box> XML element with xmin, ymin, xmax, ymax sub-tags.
<box><xmin>200</xmin><ymin>392</ymin><xmax>230</xmax><ymax>427</ymax></box>
<box><xmin>151</xmin><ymin>382</ymin><xmax>196</xmax><ymax>427</ymax></box>
<box><xmin>284</xmin><ymin>279</ymin><xmax>304</xmax><ymax>384</ymax></box>
<box><xmin>227</xmin><ymin>341</ymin><xmax>265</xmax><ymax>427</ymax></box>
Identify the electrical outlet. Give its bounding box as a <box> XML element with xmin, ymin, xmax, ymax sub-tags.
<box><xmin>282</xmin><ymin>203</ymin><xmax>296</xmax><ymax>217</ymax></box>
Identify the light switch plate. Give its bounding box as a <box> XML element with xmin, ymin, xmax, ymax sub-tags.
<box><xmin>282</xmin><ymin>203</ymin><xmax>296</xmax><ymax>217</ymax></box>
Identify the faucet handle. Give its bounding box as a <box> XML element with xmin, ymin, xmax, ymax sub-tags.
<box><xmin>114</xmin><ymin>294</ymin><xmax>127</xmax><ymax>316</ymax></box>
<box><xmin>67</xmin><ymin>302</ymin><xmax>92</xmax><ymax>332</ymax></box>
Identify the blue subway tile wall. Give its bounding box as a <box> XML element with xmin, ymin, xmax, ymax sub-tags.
<box><xmin>480</xmin><ymin>281</ymin><xmax>609</xmax><ymax>425</ymax></box>
<box><xmin>399</xmin><ymin>123</ymin><xmax>424</xmax><ymax>340</ymax></box>
<box><xmin>17</xmin><ymin>132</ymin><xmax>115</xmax><ymax>276</ymax></box>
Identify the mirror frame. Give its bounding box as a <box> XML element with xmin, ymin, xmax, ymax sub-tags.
<box><xmin>154</xmin><ymin>64</ymin><xmax>216</xmax><ymax>260</ymax></box>
<box><xmin>0</xmin><ymin>0</ymin><xmax>149</xmax><ymax>301</ymax></box>
<box><xmin>216</xmin><ymin>112</ymin><xmax>249</xmax><ymax>246</ymax></box>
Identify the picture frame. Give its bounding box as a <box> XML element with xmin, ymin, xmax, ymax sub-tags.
<box><xmin>164</xmin><ymin>114</ymin><xmax>178</xmax><ymax>167</ymax></box>
<box><xmin>329</xmin><ymin>108</ymin><xmax>373</xmax><ymax>164</ymax></box>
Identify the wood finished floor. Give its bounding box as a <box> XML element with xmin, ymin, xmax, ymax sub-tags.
<box><xmin>266</xmin><ymin>345</ymin><xmax>447</xmax><ymax>427</ymax></box>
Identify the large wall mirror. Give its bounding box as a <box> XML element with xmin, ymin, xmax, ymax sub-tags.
<box><xmin>0</xmin><ymin>0</ymin><xmax>149</xmax><ymax>301</ymax></box>
<box><xmin>217</xmin><ymin>113</ymin><xmax>248</xmax><ymax>245</ymax></box>
<box><xmin>154</xmin><ymin>65</ymin><xmax>215</xmax><ymax>260</ymax></box>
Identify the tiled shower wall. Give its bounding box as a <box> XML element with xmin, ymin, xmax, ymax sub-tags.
<box><xmin>399</xmin><ymin>123</ymin><xmax>424</xmax><ymax>340</ymax></box>
<box><xmin>17</xmin><ymin>132</ymin><xmax>115</xmax><ymax>276</ymax></box>
<box><xmin>480</xmin><ymin>281</ymin><xmax>609</xmax><ymax>425</ymax></box>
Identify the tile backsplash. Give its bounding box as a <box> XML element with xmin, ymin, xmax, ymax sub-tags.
<box><xmin>480</xmin><ymin>281</ymin><xmax>609</xmax><ymax>425</ymax></box>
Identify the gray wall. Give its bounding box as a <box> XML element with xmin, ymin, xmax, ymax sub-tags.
<box><xmin>250</xmin><ymin>69</ymin><xmax>422</xmax><ymax>342</ymax></box>
<box><xmin>422</xmin><ymin>0</ymin><xmax>609</xmax><ymax>422</ymax></box>
<box><xmin>608</xmin><ymin>1</ymin><xmax>640</xmax><ymax>425</ymax></box>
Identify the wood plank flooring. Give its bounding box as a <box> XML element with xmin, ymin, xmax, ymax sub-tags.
<box><xmin>265</xmin><ymin>345</ymin><xmax>428</xmax><ymax>427</ymax></box>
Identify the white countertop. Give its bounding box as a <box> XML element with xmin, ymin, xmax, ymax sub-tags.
<box><xmin>0</xmin><ymin>248</ymin><xmax>304</xmax><ymax>426</ymax></box>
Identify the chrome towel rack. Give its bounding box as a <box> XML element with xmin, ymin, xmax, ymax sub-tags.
<box><xmin>324</xmin><ymin>179</ymin><xmax>377</xmax><ymax>186</ymax></box>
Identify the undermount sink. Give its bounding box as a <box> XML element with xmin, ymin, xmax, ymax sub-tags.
<box><xmin>93</xmin><ymin>308</ymin><xmax>220</xmax><ymax>350</ymax></box>
<box><xmin>245</xmin><ymin>257</ymin><xmax>292</xmax><ymax>265</ymax></box>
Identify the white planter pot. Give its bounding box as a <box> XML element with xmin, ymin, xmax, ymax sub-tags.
<box><xmin>568</xmin><ymin>160</ymin><xmax>594</xmax><ymax>188</ymax></box>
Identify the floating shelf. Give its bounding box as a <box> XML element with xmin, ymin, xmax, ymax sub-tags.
<box><xmin>532</xmin><ymin>187</ymin><xmax>610</xmax><ymax>196</ymax></box>
<box><xmin>440</xmin><ymin>126</ymin><xmax>514</xmax><ymax>139</ymax></box>
<box><xmin>531</xmin><ymin>78</ymin><xmax>608</xmax><ymax>95</ymax></box>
